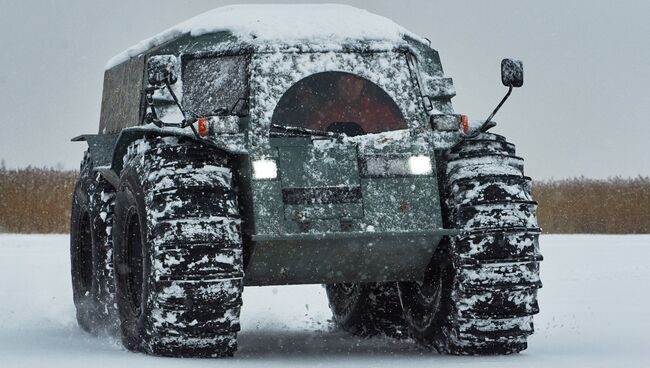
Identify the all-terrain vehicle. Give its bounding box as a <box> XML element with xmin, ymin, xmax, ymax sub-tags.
<box><xmin>70</xmin><ymin>4</ymin><xmax>541</xmax><ymax>357</ymax></box>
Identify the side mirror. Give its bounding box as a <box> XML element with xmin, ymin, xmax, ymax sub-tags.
<box><xmin>501</xmin><ymin>59</ymin><xmax>523</xmax><ymax>87</ymax></box>
<box><xmin>472</xmin><ymin>58</ymin><xmax>524</xmax><ymax>137</ymax></box>
<box><xmin>147</xmin><ymin>55</ymin><xmax>178</xmax><ymax>86</ymax></box>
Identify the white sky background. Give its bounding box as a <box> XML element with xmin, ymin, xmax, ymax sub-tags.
<box><xmin>0</xmin><ymin>0</ymin><xmax>648</xmax><ymax>179</ymax></box>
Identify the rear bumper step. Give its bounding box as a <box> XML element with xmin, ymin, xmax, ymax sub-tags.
<box><xmin>252</xmin><ymin>228</ymin><xmax>458</xmax><ymax>242</ymax></box>
<box><xmin>245</xmin><ymin>229</ymin><xmax>457</xmax><ymax>286</ymax></box>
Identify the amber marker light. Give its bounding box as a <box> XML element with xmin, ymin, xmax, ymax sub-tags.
<box><xmin>461</xmin><ymin>114</ymin><xmax>469</xmax><ymax>133</ymax></box>
<box><xmin>197</xmin><ymin>118</ymin><xmax>209</xmax><ymax>136</ymax></box>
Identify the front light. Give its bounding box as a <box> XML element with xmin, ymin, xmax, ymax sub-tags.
<box><xmin>408</xmin><ymin>156</ymin><xmax>432</xmax><ymax>175</ymax></box>
<box><xmin>252</xmin><ymin>159</ymin><xmax>278</xmax><ymax>179</ymax></box>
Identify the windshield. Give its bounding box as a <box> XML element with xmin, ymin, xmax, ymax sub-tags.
<box><xmin>271</xmin><ymin>72</ymin><xmax>406</xmax><ymax>136</ymax></box>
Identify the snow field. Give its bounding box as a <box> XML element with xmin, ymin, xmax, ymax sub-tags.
<box><xmin>0</xmin><ymin>234</ymin><xmax>648</xmax><ymax>367</ymax></box>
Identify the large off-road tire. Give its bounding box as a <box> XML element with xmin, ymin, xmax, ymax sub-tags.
<box><xmin>70</xmin><ymin>152</ymin><xmax>101</xmax><ymax>332</ymax></box>
<box><xmin>113</xmin><ymin>136</ymin><xmax>243</xmax><ymax>357</ymax></box>
<box><xmin>326</xmin><ymin>282</ymin><xmax>407</xmax><ymax>338</ymax></box>
<box><xmin>398</xmin><ymin>132</ymin><xmax>542</xmax><ymax>355</ymax></box>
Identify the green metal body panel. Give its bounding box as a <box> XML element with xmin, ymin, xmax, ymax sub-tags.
<box><xmin>244</xmin><ymin>231</ymin><xmax>447</xmax><ymax>286</ymax></box>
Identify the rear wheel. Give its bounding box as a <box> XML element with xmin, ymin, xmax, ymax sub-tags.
<box><xmin>398</xmin><ymin>133</ymin><xmax>543</xmax><ymax>355</ymax></box>
<box><xmin>113</xmin><ymin>136</ymin><xmax>243</xmax><ymax>357</ymax></box>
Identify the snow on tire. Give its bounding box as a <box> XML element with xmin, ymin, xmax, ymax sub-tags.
<box><xmin>113</xmin><ymin>136</ymin><xmax>243</xmax><ymax>357</ymax></box>
<box><xmin>398</xmin><ymin>132</ymin><xmax>542</xmax><ymax>355</ymax></box>
<box><xmin>90</xmin><ymin>176</ymin><xmax>119</xmax><ymax>333</ymax></box>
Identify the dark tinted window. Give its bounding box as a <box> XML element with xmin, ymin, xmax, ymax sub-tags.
<box><xmin>271</xmin><ymin>72</ymin><xmax>406</xmax><ymax>136</ymax></box>
<box><xmin>182</xmin><ymin>55</ymin><xmax>249</xmax><ymax>117</ymax></box>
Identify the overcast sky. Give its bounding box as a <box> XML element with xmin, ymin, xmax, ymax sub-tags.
<box><xmin>0</xmin><ymin>0</ymin><xmax>648</xmax><ymax>179</ymax></box>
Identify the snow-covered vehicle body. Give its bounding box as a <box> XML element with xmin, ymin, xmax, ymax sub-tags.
<box><xmin>82</xmin><ymin>8</ymin><xmax>457</xmax><ymax>286</ymax></box>
<box><xmin>70</xmin><ymin>4</ymin><xmax>541</xmax><ymax>358</ymax></box>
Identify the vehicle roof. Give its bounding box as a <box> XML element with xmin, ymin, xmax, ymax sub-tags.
<box><xmin>105</xmin><ymin>4</ymin><xmax>427</xmax><ymax>70</ymax></box>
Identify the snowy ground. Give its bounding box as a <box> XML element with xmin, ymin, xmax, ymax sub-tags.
<box><xmin>0</xmin><ymin>234</ymin><xmax>648</xmax><ymax>367</ymax></box>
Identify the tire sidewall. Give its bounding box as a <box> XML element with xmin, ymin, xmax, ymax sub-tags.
<box><xmin>326</xmin><ymin>283</ymin><xmax>374</xmax><ymax>335</ymax></box>
<box><xmin>113</xmin><ymin>165</ymin><xmax>153</xmax><ymax>352</ymax></box>
<box><xmin>397</xmin><ymin>243</ymin><xmax>456</xmax><ymax>349</ymax></box>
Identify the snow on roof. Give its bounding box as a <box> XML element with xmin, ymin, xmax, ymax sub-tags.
<box><xmin>105</xmin><ymin>4</ymin><xmax>423</xmax><ymax>70</ymax></box>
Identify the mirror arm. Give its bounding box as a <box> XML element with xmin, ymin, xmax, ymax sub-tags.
<box><xmin>466</xmin><ymin>85</ymin><xmax>513</xmax><ymax>138</ymax></box>
<box><xmin>484</xmin><ymin>85</ymin><xmax>513</xmax><ymax>125</ymax></box>
<box><xmin>162</xmin><ymin>80</ymin><xmax>204</xmax><ymax>139</ymax></box>
<box><xmin>144</xmin><ymin>88</ymin><xmax>164</xmax><ymax>128</ymax></box>
<box><xmin>163</xmin><ymin>80</ymin><xmax>194</xmax><ymax>127</ymax></box>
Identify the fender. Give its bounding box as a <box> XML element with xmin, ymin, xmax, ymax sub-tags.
<box><xmin>71</xmin><ymin>125</ymin><xmax>239</xmax><ymax>188</ymax></box>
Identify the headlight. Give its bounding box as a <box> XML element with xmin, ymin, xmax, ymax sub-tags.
<box><xmin>252</xmin><ymin>159</ymin><xmax>278</xmax><ymax>179</ymax></box>
<box><xmin>408</xmin><ymin>156</ymin><xmax>432</xmax><ymax>175</ymax></box>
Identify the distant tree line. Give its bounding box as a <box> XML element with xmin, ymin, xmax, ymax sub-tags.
<box><xmin>0</xmin><ymin>167</ymin><xmax>77</xmax><ymax>233</ymax></box>
<box><xmin>533</xmin><ymin>176</ymin><xmax>650</xmax><ymax>233</ymax></box>
<box><xmin>0</xmin><ymin>167</ymin><xmax>648</xmax><ymax>234</ymax></box>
